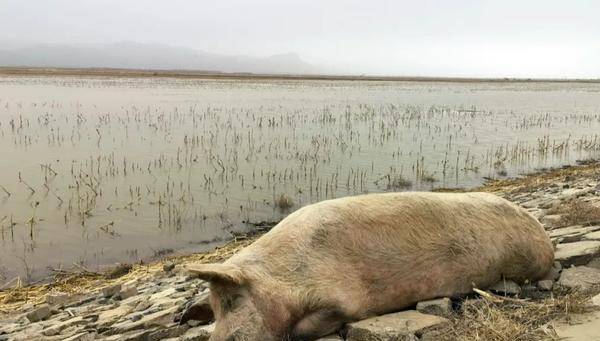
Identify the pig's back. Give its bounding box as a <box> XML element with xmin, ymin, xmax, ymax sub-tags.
<box><xmin>229</xmin><ymin>192</ymin><xmax>553</xmax><ymax>317</ymax></box>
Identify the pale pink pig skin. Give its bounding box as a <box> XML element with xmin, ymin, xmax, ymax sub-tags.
<box><xmin>190</xmin><ymin>192</ymin><xmax>554</xmax><ymax>341</ymax></box>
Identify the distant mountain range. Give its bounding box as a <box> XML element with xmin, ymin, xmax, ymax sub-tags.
<box><xmin>0</xmin><ymin>42</ymin><xmax>321</xmax><ymax>75</ymax></box>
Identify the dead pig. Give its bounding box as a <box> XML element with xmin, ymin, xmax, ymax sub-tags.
<box><xmin>188</xmin><ymin>192</ymin><xmax>554</xmax><ymax>340</ymax></box>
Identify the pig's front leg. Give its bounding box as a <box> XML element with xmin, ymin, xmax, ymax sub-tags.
<box><xmin>290</xmin><ymin>309</ymin><xmax>347</xmax><ymax>340</ymax></box>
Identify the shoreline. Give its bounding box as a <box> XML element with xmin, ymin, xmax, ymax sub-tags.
<box><xmin>1</xmin><ymin>160</ymin><xmax>600</xmax><ymax>340</ymax></box>
<box><xmin>1</xmin><ymin>67</ymin><xmax>600</xmax><ymax>83</ymax></box>
<box><xmin>1</xmin><ymin>159</ymin><xmax>599</xmax><ymax>311</ymax></box>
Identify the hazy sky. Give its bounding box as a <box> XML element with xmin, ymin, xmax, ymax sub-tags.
<box><xmin>2</xmin><ymin>0</ymin><xmax>599</xmax><ymax>77</ymax></box>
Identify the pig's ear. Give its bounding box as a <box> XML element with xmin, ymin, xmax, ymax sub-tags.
<box><xmin>186</xmin><ymin>263</ymin><xmax>246</xmax><ymax>285</ymax></box>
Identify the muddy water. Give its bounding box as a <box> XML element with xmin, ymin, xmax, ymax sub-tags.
<box><xmin>1</xmin><ymin>76</ymin><xmax>599</xmax><ymax>284</ymax></box>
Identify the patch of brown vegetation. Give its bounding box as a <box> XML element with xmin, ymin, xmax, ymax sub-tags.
<box><xmin>105</xmin><ymin>263</ymin><xmax>133</xmax><ymax>279</ymax></box>
<box><xmin>548</xmin><ymin>198</ymin><xmax>600</xmax><ymax>226</ymax></box>
<box><xmin>0</xmin><ymin>235</ymin><xmax>259</xmax><ymax>316</ymax></box>
<box><xmin>435</xmin><ymin>289</ymin><xmax>598</xmax><ymax>341</ymax></box>
<box><xmin>274</xmin><ymin>193</ymin><xmax>294</xmax><ymax>210</ymax></box>
<box><xmin>478</xmin><ymin>160</ymin><xmax>600</xmax><ymax>195</ymax></box>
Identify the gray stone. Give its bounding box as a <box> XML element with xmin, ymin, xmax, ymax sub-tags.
<box><xmin>489</xmin><ymin>280</ymin><xmax>521</xmax><ymax>295</ymax></box>
<box><xmin>62</xmin><ymin>332</ymin><xmax>97</xmax><ymax>341</ymax></box>
<box><xmin>64</xmin><ymin>295</ymin><xmax>95</xmax><ymax>308</ymax></box>
<box><xmin>554</xmin><ymin>311</ymin><xmax>600</xmax><ymax>340</ymax></box>
<box><xmin>537</xmin><ymin>279</ymin><xmax>554</xmax><ymax>291</ymax></box>
<box><xmin>95</xmin><ymin>304</ymin><xmax>135</xmax><ymax>328</ymax></box>
<box><xmin>539</xmin><ymin>199</ymin><xmax>559</xmax><ymax>209</ymax></box>
<box><xmin>345</xmin><ymin>310</ymin><xmax>448</xmax><ymax>341</ymax></box>
<box><xmin>41</xmin><ymin>316</ymin><xmax>86</xmax><ymax>336</ymax></box>
<box><xmin>147</xmin><ymin>325</ymin><xmax>188</xmax><ymax>340</ymax></box>
<box><xmin>520</xmin><ymin>283</ymin><xmax>548</xmax><ymax>299</ymax></box>
<box><xmin>521</xmin><ymin>198</ymin><xmax>541</xmax><ymax>208</ymax></box>
<box><xmin>26</xmin><ymin>304</ymin><xmax>51</xmax><ymax>322</ymax></box>
<box><xmin>0</xmin><ymin>323</ymin><xmax>23</xmax><ymax>335</ymax></box>
<box><xmin>550</xmin><ymin>226</ymin><xmax>600</xmax><ymax>242</ymax></box>
<box><xmin>559</xmin><ymin>187</ymin><xmax>596</xmax><ymax>200</ymax></box>
<box><xmin>592</xmin><ymin>293</ymin><xmax>600</xmax><ymax>307</ymax></box>
<box><xmin>583</xmin><ymin>230</ymin><xmax>600</xmax><ymax>241</ymax></box>
<box><xmin>163</xmin><ymin>262</ymin><xmax>176</xmax><ymax>272</ymax></box>
<box><xmin>45</xmin><ymin>292</ymin><xmax>70</xmax><ymax>306</ymax></box>
<box><xmin>148</xmin><ymin>296</ymin><xmax>187</xmax><ymax>311</ymax></box>
<box><xmin>588</xmin><ymin>257</ymin><xmax>600</xmax><ymax>270</ymax></box>
<box><xmin>149</xmin><ymin>287</ymin><xmax>177</xmax><ymax>301</ymax></box>
<box><xmin>130</xmin><ymin>313</ymin><xmax>142</xmax><ymax>322</ymax></box>
<box><xmin>557</xmin><ymin>266</ymin><xmax>600</xmax><ymax>291</ymax></box>
<box><xmin>119</xmin><ymin>286</ymin><xmax>138</xmax><ymax>300</ymax></box>
<box><xmin>60</xmin><ymin>325</ymin><xmax>90</xmax><ymax>339</ymax></box>
<box><xmin>135</xmin><ymin>300</ymin><xmax>152</xmax><ymax>312</ymax></box>
<box><xmin>110</xmin><ymin>306</ymin><xmax>179</xmax><ymax>334</ymax></box>
<box><xmin>555</xmin><ymin>241</ymin><xmax>600</xmax><ymax>267</ymax></box>
<box><xmin>180</xmin><ymin>323</ymin><xmax>215</xmax><ymax>341</ymax></box>
<box><xmin>3</xmin><ymin>323</ymin><xmax>44</xmax><ymax>340</ymax></box>
<box><xmin>415</xmin><ymin>298</ymin><xmax>452</xmax><ymax>317</ymax></box>
<box><xmin>187</xmin><ymin>319</ymin><xmax>202</xmax><ymax>327</ymax></box>
<box><xmin>104</xmin><ymin>329</ymin><xmax>154</xmax><ymax>341</ymax></box>
<box><xmin>549</xmin><ymin>225</ymin><xmax>582</xmax><ymax>237</ymax></box>
<box><xmin>101</xmin><ymin>283</ymin><xmax>122</xmax><ymax>298</ymax></box>
<box><xmin>541</xmin><ymin>214</ymin><xmax>564</xmax><ymax>228</ymax></box>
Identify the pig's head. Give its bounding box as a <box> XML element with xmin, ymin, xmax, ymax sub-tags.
<box><xmin>187</xmin><ymin>263</ymin><xmax>280</xmax><ymax>341</ymax></box>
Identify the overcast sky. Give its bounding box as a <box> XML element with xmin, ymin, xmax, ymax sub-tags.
<box><xmin>2</xmin><ymin>0</ymin><xmax>599</xmax><ymax>78</ymax></box>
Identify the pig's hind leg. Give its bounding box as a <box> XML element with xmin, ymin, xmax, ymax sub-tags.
<box><xmin>290</xmin><ymin>309</ymin><xmax>347</xmax><ymax>340</ymax></box>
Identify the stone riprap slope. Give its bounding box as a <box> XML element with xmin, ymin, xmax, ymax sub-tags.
<box><xmin>1</xmin><ymin>162</ymin><xmax>600</xmax><ymax>341</ymax></box>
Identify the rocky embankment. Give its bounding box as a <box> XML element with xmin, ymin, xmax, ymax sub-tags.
<box><xmin>1</xmin><ymin>162</ymin><xmax>600</xmax><ymax>340</ymax></box>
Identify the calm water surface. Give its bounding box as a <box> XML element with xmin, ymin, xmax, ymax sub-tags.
<box><xmin>1</xmin><ymin>76</ymin><xmax>599</xmax><ymax>284</ymax></box>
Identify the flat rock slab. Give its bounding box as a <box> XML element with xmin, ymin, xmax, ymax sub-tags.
<box><xmin>345</xmin><ymin>310</ymin><xmax>448</xmax><ymax>341</ymax></box>
<box><xmin>584</xmin><ymin>230</ymin><xmax>600</xmax><ymax>241</ymax></box>
<box><xmin>541</xmin><ymin>214</ymin><xmax>564</xmax><ymax>228</ymax></box>
<box><xmin>180</xmin><ymin>323</ymin><xmax>214</xmax><ymax>341</ymax></box>
<box><xmin>551</xmin><ymin>226</ymin><xmax>600</xmax><ymax>243</ymax></box>
<box><xmin>593</xmin><ymin>293</ymin><xmax>600</xmax><ymax>307</ymax></box>
<box><xmin>555</xmin><ymin>241</ymin><xmax>600</xmax><ymax>267</ymax></box>
<box><xmin>557</xmin><ymin>266</ymin><xmax>600</xmax><ymax>291</ymax></box>
<box><xmin>26</xmin><ymin>304</ymin><xmax>51</xmax><ymax>322</ymax></box>
<box><xmin>554</xmin><ymin>311</ymin><xmax>600</xmax><ymax>341</ymax></box>
<box><xmin>537</xmin><ymin>279</ymin><xmax>554</xmax><ymax>291</ymax></box>
<box><xmin>416</xmin><ymin>298</ymin><xmax>452</xmax><ymax>316</ymax></box>
<box><xmin>110</xmin><ymin>306</ymin><xmax>179</xmax><ymax>334</ymax></box>
<box><xmin>45</xmin><ymin>292</ymin><xmax>71</xmax><ymax>306</ymax></box>
<box><xmin>489</xmin><ymin>280</ymin><xmax>521</xmax><ymax>295</ymax></box>
<box><xmin>550</xmin><ymin>226</ymin><xmax>587</xmax><ymax>239</ymax></box>
<box><xmin>41</xmin><ymin>316</ymin><xmax>86</xmax><ymax>336</ymax></box>
<box><xmin>62</xmin><ymin>331</ymin><xmax>97</xmax><ymax>341</ymax></box>
<box><xmin>101</xmin><ymin>284</ymin><xmax>122</xmax><ymax>298</ymax></box>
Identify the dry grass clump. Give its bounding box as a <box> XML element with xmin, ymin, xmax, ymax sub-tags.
<box><xmin>549</xmin><ymin>198</ymin><xmax>600</xmax><ymax>226</ymax></box>
<box><xmin>421</xmin><ymin>173</ymin><xmax>439</xmax><ymax>183</ymax></box>
<box><xmin>479</xmin><ymin>160</ymin><xmax>600</xmax><ymax>195</ymax></box>
<box><xmin>0</xmin><ymin>234</ymin><xmax>261</xmax><ymax>315</ymax></box>
<box><xmin>434</xmin><ymin>290</ymin><xmax>596</xmax><ymax>341</ymax></box>
<box><xmin>386</xmin><ymin>174</ymin><xmax>412</xmax><ymax>190</ymax></box>
<box><xmin>274</xmin><ymin>193</ymin><xmax>294</xmax><ymax>210</ymax></box>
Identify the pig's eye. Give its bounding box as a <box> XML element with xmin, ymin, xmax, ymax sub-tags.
<box><xmin>221</xmin><ymin>293</ymin><xmax>243</xmax><ymax>312</ymax></box>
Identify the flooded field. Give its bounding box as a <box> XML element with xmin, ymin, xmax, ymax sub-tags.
<box><xmin>1</xmin><ymin>76</ymin><xmax>600</xmax><ymax>285</ymax></box>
